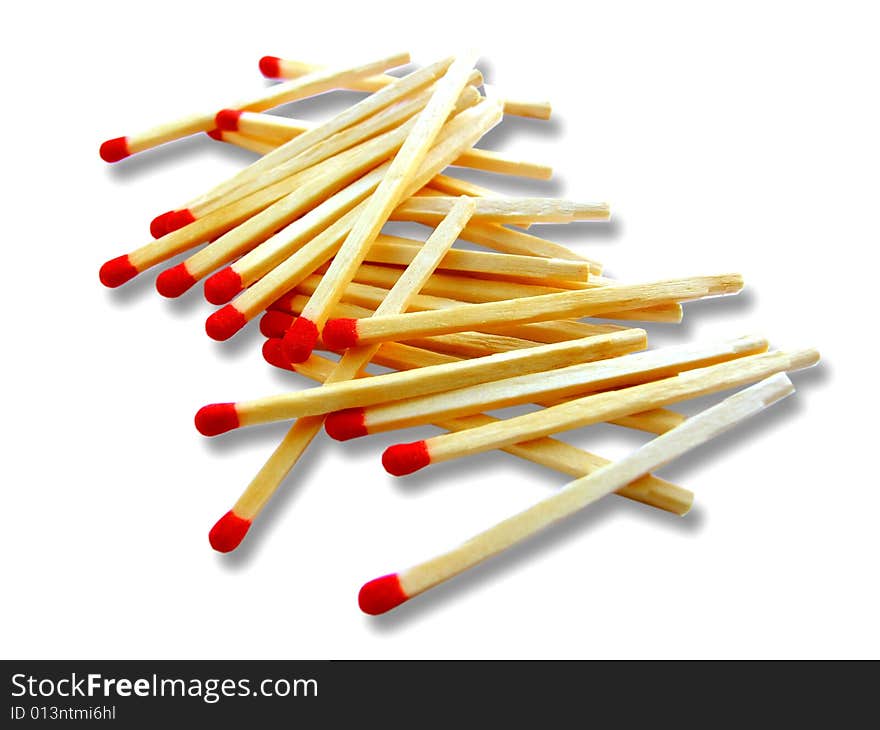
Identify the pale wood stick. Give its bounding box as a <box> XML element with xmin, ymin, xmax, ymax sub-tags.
<box><xmin>452</xmin><ymin>148</ymin><xmax>553</xmax><ymax>179</ymax></box>
<box><xmin>363</xmin><ymin>374</ymin><xmax>795</xmax><ymax>614</ymax></box>
<box><xmin>285</xmin><ymin>349</ymin><xmax>692</xmax><ymax>516</ymax></box>
<box><xmin>99</xmin><ymin>52</ymin><xmax>410</xmax><ymax>162</ymax></box>
<box><xmin>196</xmin><ymin>82</ymin><xmax>482</xmax><ymax>219</ymax></box>
<box><xmin>210</xmin><ymin>201</ymin><xmax>479</xmax><ymax>550</ymax></box>
<box><xmin>391</xmin><ymin>196</ymin><xmax>610</xmax><ymax>224</ymax></box>
<box><xmin>322</xmin><ymin>275</ymin><xmax>743</xmax><ymax>348</ymax></box>
<box><xmin>332</xmin><ymin>335</ymin><xmax>768</xmax><ymax>437</ymax></box>
<box><xmin>231</xmin><ymin>113</ymin><xmax>315</xmax><ymax>144</ymax></box>
<box><xmin>287</xmin><ymin>273</ymin><xmax>628</xmax><ymax>344</ymax></box>
<box><xmin>196</xmin><ymin>331</ymin><xmax>647</xmax><ymax>433</ymax></box>
<box><xmin>263</xmin><ymin>56</ymin><xmax>552</xmax><ymax>119</ymax></box>
<box><xmin>366</xmin><ymin>237</ymin><xmax>592</xmax><ymax>281</ymax></box>
<box><xmin>310</xmin><ymin>262</ymin><xmax>674</xmax><ymax>330</ymax></box>
<box><xmin>206</xmin><ymin>101</ymin><xmax>501</xmax><ymax>332</ymax></box>
<box><xmin>209</xmin><ymin>129</ymin><xmax>276</xmax><ymax>155</ymax></box>
<box><xmin>182</xmin><ymin>58</ymin><xmax>458</xmax><ymax>220</ymax></box>
<box><xmin>381</xmin><ymin>349</ymin><xmax>819</xmax><ymax>474</ymax></box>
<box><xmin>288</xmin><ymin>53</ymin><xmax>487</xmax><ymax>361</ymax></box>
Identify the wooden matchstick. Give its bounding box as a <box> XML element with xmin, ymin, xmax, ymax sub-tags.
<box><xmin>261</xmin><ymin>334</ymin><xmax>681</xmax><ymax>438</ymax></box>
<box><xmin>217</xmin><ymin>112</ymin><xmax>315</xmax><ymax>145</ymax></box>
<box><xmin>452</xmin><ymin>148</ymin><xmax>553</xmax><ymax>180</ymax></box>
<box><xmin>320</xmin><ymin>274</ymin><xmax>743</xmax><ymax>349</ymax></box>
<box><xmin>208</xmin><ymin>198</ymin><xmax>477</xmax><ymax>552</ymax></box>
<box><xmin>380</xmin><ymin>348</ymin><xmax>819</xmax><ymax>476</ymax></box>
<box><xmin>360</xmin><ymin>373</ymin><xmax>796</xmax><ymax>614</ymax></box>
<box><xmin>194</xmin><ymin>330</ymin><xmax>647</xmax><ymax>435</ymax></box>
<box><xmin>391</xmin><ymin>196</ymin><xmax>610</xmax><ymax>224</ymax></box>
<box><xmin>324</xmin><ymin>335</ymin><xmax>768</xmax><ymax>439</ymax></box>
<box><xmin>99</xmin><ymin>52</ymin><xmax>410</xmax><ymax>162</ymax></box>
<box><xmin>282</xmin><ymin>52</ymin><xmax>486</xmax><ymax>363</ymax></box>
<box><xmin>261</xmin><ymin>56</ymin><xmax>553</xmax><ymax>119</ymax></box>
<box><xmin>275</xmin><ymin>348</ymin><xmax>694</xmax><ymax>517</ymax></box>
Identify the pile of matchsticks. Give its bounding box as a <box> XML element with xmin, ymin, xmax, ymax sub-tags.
<box><xmin>98</xmin><ymin>51</ymin><xmax>819</xmax><ymax>615</ymax></box>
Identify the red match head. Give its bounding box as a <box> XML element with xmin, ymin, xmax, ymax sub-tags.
<box><xmin>209</xmin><ymin>510</ymin><xmax>252</xmax><ymax>553</ymax></box>
<box><xmin>155</xmin><ymin>263</ymin><xmax>197</xmax><ymax>298</ymax></box>
<box><xmin>358</xmin><ymin>574</ymin><xmax>409</xmax><ymax>615</ymax></box>
<box><xmin>99</xmin><ymin>136</ymin><xmax>130</xmax><ymax>163</ymax></box>
<box><xmin>259</xmin><ymin>310</ymin><xmax>294</xmax><ymax>338</ymax></box>
<box><xmin>165</xmin><ymin>208</ymin><xmax>196</xmax><ymax>234</ymax></box>
<box><xmin>259</xmin><ymin>56</ymin><xmax>282</xmax><ymax>78</ymax></box>
<box><xmin>215</xmin><ymin>109</ymin><xmax>243</xmax><ymax>131</ymax></box>
<box><xmin>150</xmin><ymin>210</ymin><xmax>176</xmax><ymax>238</ymax></box>
<box><xmin>261</xmin><ymin>338</ymin><xmax>294</xmax><ymax>371</ymax></box>
<box><xmin>99</xmin><ymin>254</ymin><xmax>138</xmax><ymax>288</ymax></box>
<box><xmin>205</xmin><ymin>305</ymin><xmax>248</xmax><ymax>341</ymax></box>
<box><xmin>324</xmin><ymin>408</ymin><xmax>367</xmax><ymax>441</ymax></box>
<box><xmin>195</xmin><ymin>403</ymin><xmax>240</xmax><ymax>436</ymax></box>
<box><xmin>205</xmin><ymin>128</ymin><xmax>224</xmax><ymax>141</ymax></box>
<box><xmin>321</xmin><ymin>318</ymin><xmax>359</xmax><ymax>351</ymax></box>
<box><xmin>281</xmin><ymin>317</ymin><xmax>319</xmax><ymax>363</ymax></box>
<box><xmin>204</xmin><ymin>267</ymin><xmax>243</xmax><ymax>305</ymax></box>
<box><xmin>382</xmin><ymin>441</ymin><xmax>431</xmax><ymax>477</ymax></box>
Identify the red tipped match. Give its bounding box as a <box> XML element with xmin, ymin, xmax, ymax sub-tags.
<box><xmin>259</xmin><ymin>55</ymin><xmax>282</xmax><ymax>78</ymax></box>
<box><xmin>150</xmin><ymin>210</ymin><xmax>175</xmax><ymax>238</ymax></box>
<box><xmin>259</xmin><ymin>310</ymin><xmax>294</xmax><ymax>338</ymax></box>
<box><xmin>205</xmin><ymin>305</ymin><xmax>248</xmax><ymax>341</ymax></box>
<box><xmin>204</xmin><ymin>267</ymin><xmax>244</xmax><ymax>305</ymax></box>
<box><xmin>382</xmin><ymin>441</ymin><xmax>431</xmax><ymax>476</ymax></box>
<box><xmin>166</xmin><ymin>208</ymin><xmax>196</xmax><ymax>233</ymax></box>
<box><xmin>99</xmin><ymin>136</ymin><xmax>130</xmax><ymax>163</ymax></box>
<box><xmin>99</xmin><ymin>254</ymin><xmax>138</xmax><ymax>288</ymax></box>
<box><xmin>262</xmin><ymin>338</ymin><xmax>294</xmax><ymax>371</ymax></box>
<box><xmin>321</xmin><ymin>318</ymin><xmax>359</xmax><ymax>350</ymax></box>
<box><xmin>215</xmin><ymin>109</ymin><xmax>243</xmax><ymax>131</ymax></box>
<box><xmin>358</xmin><ymin>574</ymin><xmax>409</xmax><ymax>615</ymax></box>
<box><xmin>325</xmin><ymin>409</ymin><xmax>368</xmax><ymax>441</ymax></box>
<box><xmin>195</xmin><ymin>403</ymin><xmax>240</xmax><ymax>436</ymax></box>
<box><xmin>155</xmin><ymin>263</ymin><xmax>197</xmax><ymax>298</ymax></box>
<box><xmin>281</xmin><ymin>317</ymin><xmax>319</xmax><ymax>363</ymax></box>
<box><xmin>209</xmin><ymin>510</ymin><xmax>252</xmax><ymax>553</ymax></box>
<box><xmin>206</xmin><ymin>128</ymin><xmax>223</xmax><ymax>141</ymax></box>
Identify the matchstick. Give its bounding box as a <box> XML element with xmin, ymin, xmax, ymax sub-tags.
<box><xmin>281</xmin><ymin>52</ymin><xmax>486</xmax><ymax>363</ymax></box>
<box><xmin>262</xmin><ymin>56</ymin><xmax>553</xmax><ymax>120</ymax></box>
<box><xmin>208</xmin><ymin>198</ymin><xmax>477</xmax><ymax>551</ymax></box>
<box><xmin>390</xmin><ymin>196</ymin><xmax>610</xmax><ymax>224</ymax></box>
<box><xmin>261</xmin><ymin>335</ymin><xmax>681</xmax><ymax>437</ymax></box>
<box><xmin>324</xmin><ymin>335</ymin><xmax>768</xmax><ymax>439</ymax></box>
<box><xmin>214</xmin><ymin>111</ymin><xmax>315</xmax><ymax>145</ymax></box>
<box><xmin>98</xmin><ymin>52</ymin><xmax>410</xmax><ymax>162</ymax></box>
<box><xmin>321</xmin><ymin>274</ymin><xmax>743</xmax><ymax>349</ymax></box>
<box><xmin>206</xmin><ymin>128</ymin><xmax>276</xmax><ymax>155</ymax></box>
<box><xmin>380</xmin><ymin>348</ymin><xmax>819</xmax><ymax>475</ymax></box>
<box><xmin>360</xmin><ymin>373</ymin><xmax>795</xmax><ymax>614</ymax></box>
<box><xmin>195</xmin><ymin>330</ymin><xmax>646</xmax><ymax>435</ymax></box>
<box><xmin>273</xmin><ymin>347</ymin><xmax>693</xmax><ymax>516</ymax></box>
<box><xmin>451</xmin><ymin>148</ymin><xmax>553</xmax><ymax>180</ymax></box>
<box><xmin>204</xmin><ymin>99</ymin><xmax>503</xmax><ymax>337</ymax></box>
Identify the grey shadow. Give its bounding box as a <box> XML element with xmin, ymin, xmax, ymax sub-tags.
<box><xmin>530</xmin><ymin>215</ymin><xmax>623</xmax><ymax>245</ymax></box>
<box><xmin>365</xmin><ymin>497</ymin><xmax>705</xmax><ymax>631</ymax></box>
<box><xmin>104</xmin><ymin>135</ymin><xmax>215</xmax><ymax>180</ymax></box>
<box><xmin>208</xmin><ymin>320</ymin><xmax>265</xmax><ymax>361</ymax></box>
<box><xmin>480</xmin><ymin>113</ymin><xmax>564</xmax><ymax>147</ymax></box>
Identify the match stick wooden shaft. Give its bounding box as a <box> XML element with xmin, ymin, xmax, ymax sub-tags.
<box><xmin>232</xmin><ymin>200</ymin><xmax>477</xmax><ymax>519</ymax></box>
<box><xmin>297</xmin><ymin>53</ymin><xmax>485</xmax><ymax>336</ymax></box>
<box><xmin>340</xmin><ymin>275</ymin><xmax>743</xmax><ymax>345</ymax></box>
<box><xmin>350</xmin><ymin>335</ymin><xmax>768</xmax><ymax>434</ymax></box>
<box><xmin>114</xmin><ymin>52</ymin><xmax>410</xmax><ymax>158</ymax></box>
<box><xmin>233</xmin><ymin>331</ymin><xmax>647</xmax><ymax>425</ymax></box>
<box><xmin>452</xmin><ymin>148</ymin><xmax>553</xmax><ymax>180</ymax></box>
<box><xmin>417</xmin><ymin>349</ymin><xmax>819</xmax><ymax>467</ymax></box>
<box><xmin>391</xmin><ymin>196</ymin><xmax>610</xmax><ymax>224</ymax></box>
<box><xmin>392</xmin><ymin>375</ymin><xmax>795</xmax><ymax>605</ymax></box>
<box><xmin>233</xmin><ymin>113</ymin><xmax>315</xmax><ymax>144</ymax></box>
<box><xmin>287</xmin><ymin>351</ymin><xmax>692</xmax><ymax>515</ymax></box>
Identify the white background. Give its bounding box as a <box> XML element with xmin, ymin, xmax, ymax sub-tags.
<box><xmin>2</xmin><ymin>1</ymin><xmax>876</xmax><ymax>659</ymax></box>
